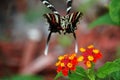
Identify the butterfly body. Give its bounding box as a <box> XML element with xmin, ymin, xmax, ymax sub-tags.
<box><xmin>44</xmin><ymin>12</ymin><xmax>82</xmax><ymax>34</ymax></box>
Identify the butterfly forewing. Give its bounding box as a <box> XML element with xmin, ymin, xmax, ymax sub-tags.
<box><xmin>44</xmin><ymin>13</ymin><xmax>62</xmax><ymax>33</ymax></box>
<box><xmin>64</xmin><ymin>12</ymin><xmax>83</xmax><ymax>34</ymax></box>
<box><xmin>69</xmin><ymin>12</ymin><xmax>83</xmax><ymax>28</ymax></box>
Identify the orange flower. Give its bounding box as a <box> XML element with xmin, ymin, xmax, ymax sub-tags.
<box><xmin>56</xmin><ymin>53</ymin><xmax>78</xmax><ymax>76</ymax></box>
<box><xmin>79</xmin><ymin>45</ymin><xmax>102</xmax><ymax>68</ymax></box>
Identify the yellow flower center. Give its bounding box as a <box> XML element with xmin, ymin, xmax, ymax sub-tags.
<box><xmin>88</xmin><ymin>56</ymin><xmax>94</xmax><ymax>61</ymax></box>
<box><xmin>88</xmin><ymin>45</ymin><xmax>94</xmax><ymax>49</ymax></box>
<box><xmin>78</xmin><ymin>56</ymin><xmax>84</xmax><ymax>62</ymax></box>
<box><xmin>67</xmin><ymin>63</ymin><xmax>73</xmax><ymax>68</ymax></box>
<box><xmin>93</xmin><ymin>49</ymin><xmax>99</xmax><ymax>54</ymax></box>
<box><xmin>80</xmin><ymin>48</ymin><xmax>86</xmax><ymax>52</ymax></box>
<box><xmin>86</xmin><ymin>61</ymin><xmax>91</xmax><ymax>68</ymax></box>
<box><xmin>61</xmin><ymin>63</ymin><xmax>65</xmax><ymax>67</ymax></box>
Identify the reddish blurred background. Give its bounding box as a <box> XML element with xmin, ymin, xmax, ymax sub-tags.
<box><xmin>0</xmin><ymin>0</ymin><xmax>120</xmax><ymax>80</ymax></box>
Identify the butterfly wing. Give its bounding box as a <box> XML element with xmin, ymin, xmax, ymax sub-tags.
<box><xmin>65</xmin><ymin>12</ymin><xmax>83</xmax><ymax>53</ymax></box>
<box><xmin>44</xmin><ymin>13</ymin><xmax>62</xmax><ymax>33</ymax></box>
<box><xmin>44</xmin><ymin>13</ymin><xmax>61</xmax><ymax>55</ymax></box>
<box><xmin>68</xmin><ymin>12</ymin><xmax>83</xmax><ymax>30</ymax></box>
<box><xmin>40</xmin><ymin>0</ymin><xmax>59</xmax><ymax>15</ymax></box>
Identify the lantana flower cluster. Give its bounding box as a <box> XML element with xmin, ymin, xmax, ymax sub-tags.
<box><xmin>78</xmin><ymin>45</ymin><xmax>102</xmax><ymax>68</ymax></box>
<box><xmin>55</xmin><ymin>53</ymin><xmax>79</xmax><ymax>76</ymax></box>
<box><xmin>55</xmin><ymin>45</ymin><xmax>102</xmax><ymax>76</ymax></box>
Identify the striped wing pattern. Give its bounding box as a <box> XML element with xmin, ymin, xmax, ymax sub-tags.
<box><xmin>65</xmin><ymin>12</ymin><xmax>83</xmax><ymax>33</ymax></box>
<box><xmin>41</xmin><ymin>0</ymin><xmax>59</xmax><ymax>15</ymax></box>
<box><xmin>44</xmin><ymin>12</ymin><xmax>83</xmax><ymax>34</ymax></box>
<box><xmin>70</xmin><ymin>12</ymin><xmax>83</xmax><ymax>29</ymax></box>
<box><xmin>66</xmin><ymin>0</ymin><xmax>73</xmax><ymax>14</ymax></box>
<box><xmin>44</xmin><ymin>13</ymin><xmax>62</xmax><ymax>33</ymax></box>
<box><xmin>40</xmin><ymin>0</ymin><xmax>73</xmax><ymax>15</ymax></box>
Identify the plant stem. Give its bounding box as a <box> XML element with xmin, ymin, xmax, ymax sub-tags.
<box><xmin>87</xmin><ymin>63</ymin><xmax>95</xmax><ymax>80</ymax></box>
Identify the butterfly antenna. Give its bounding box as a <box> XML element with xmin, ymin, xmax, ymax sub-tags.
<box><xmin>40</xmin><ymin>0</ymin><xmax>59</xmax><ymax>15</ymax></box>
<box><xmin>73</xmin><ymin>32</ymin><xmax>78</xmax><ymax>53</ymax></box>
<box><xmin>66</xmin><ymin>0</ymin><xmax>73</xmax><ymax>14</ymax></box>
<box><xmin>44</xmin><ymin>32</ymin><xmax>52</xmax><ymax>55</ymax></box>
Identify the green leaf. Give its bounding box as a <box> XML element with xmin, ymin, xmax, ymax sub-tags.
<box><xmin>87</xmin><ymin>68</ymin><xmax>95</xmax><ymax>80</ymax></box>
<box><xmin>111</xmin><ymin>71</ymin><xmax>120</xmax><ymax>80</ymax></box>
<box><xmin>97</xmin><ymin>62</ymin><xmax>120</xmax><ymax>78</ymax></box>
<box><xmin>68</xmin><ymin>72</ymin><xmax>84</xmax><ymax>80</ymax></box>
<box><xmin>54</xmin><ymin>72</ymin><xmax>63</xmax><ymax>80</ymax></box>
<box><xmin>89</xmin><ymin>13</ymin><xmax>117</xmax><ymax>28</ymax></box>
<box><xmin>113</xmin><ymin>58</ymin><xmax>120</xmax><ymax>65</ymax></box>
<box><xmin>109</xmin><ymin>0</ymin><xmax>120</xmax><ymax>25</ymax></box>
<box><xmin>110</xmin><ymin>58</ymin><xmax>120</xmax><ymax>80</ymax></box>
<box><xmin>68</xmin><ymin>67</ymin><xmax>88</xmax><ymax>80</ymax></box>
<box><xmin>76</xmin><ymin>66</ymin><xmax>86</xmax><ymax>77</ymax></box>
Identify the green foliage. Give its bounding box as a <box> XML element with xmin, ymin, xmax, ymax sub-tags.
<box><xmin>97</xmin><ymin>58</ymin><xmax>120</xmax><ymax>80</ymax></box>
<box><xmin>69</xmin><ymin>72</ymin><xmax>84</xmax><ymax>80</ymax></box>
<box><xmin>87</xmin><ymin>68</ymin><xmax>95</xmax><ymax>80</ymax></box>
<box><xmin>109</xmin><ymin>0</ymin><xmax>120</xmax><ymax>25</ymax></box>
<box><xmin>113</xmin><ymin>58</ymin><xmax>120</xmax><ymax>64</ymax></box>
<box><xmin>89</xmin><ymin>13</ymin><xmax>117</xmax><ymax>28</ymax></box>
<box><xmin>69</xmin><ymin>66</ymin><xmax>86</xmax><ymax>80</ymax></box>
<box><xmin>89</xmin><ymin>0</ymin><xmax>120</xmax><ymax>28</ymax></box>
<box><xmin>111</xmin><ymin>71</ymin><xmax>120</xmax><ymax>80</ymax></box>
<box><xmin>2</xmin><ymin>75</ymin><xmax>44</xmax><ymax>80</ymax></box>
<box><xmin>96</xmin><ymin>62</ymin><xmax>120</xmax><ymax>78</ymax></box>
<box><xmin>54</xmin><ymin>72</ymin><xmax>63</xmax><ymax>80</ymax></box>
<box><xmin>75</xmin><ymin>66</ymin><xmax>87</xmax><ymax>77</ymax></box>
<box><xmin>54</xmin><ymin>67</ymin><xmax>87</xmax><ymax>80</ymax></box>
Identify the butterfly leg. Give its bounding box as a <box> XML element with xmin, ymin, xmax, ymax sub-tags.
<box><xmin>73</xmin><ymin>32</ymin><xmax>78</xmax><ymax>53</ymax></box>
<box><xmin>44</xmin><ymin>31</ymin><xmax>52</xmax><ymax>55</ymax></box>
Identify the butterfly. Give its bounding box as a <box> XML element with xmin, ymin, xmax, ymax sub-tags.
<box><xmin>40</xmin><ymin>0</ymin><xmax>83</xmax><ymax>55</ymax></box>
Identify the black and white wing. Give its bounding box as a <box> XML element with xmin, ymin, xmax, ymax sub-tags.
<box><xmin>44</xmin><ymin>13</ymin><xmax>63</xmax><ymax>33</ymax></box>
<box><xmin>44</xmin><ymin>13</ymin><xmax>62</xmax><ymax>55</ymax></box>
<box><xmin>65</xmin><ymin>12</ymin><xmax>83</xmax><ymax>33</ymax></box>
<box><xmin>66</xmin><ymin>0</ymin><xmax>73</xmax><ymax>14</ymax></box>
<box><xmin>66</xmin><ymin>12</ymin><xmax>83</xmax><ymax>53</ymax></box>
<box><xmin>40</xmin><ymin>0</ymin><xmax>59</xmax><ymax>15</ymax></box>
<box><xmin>69</xmin><ymin>12</ymin><xmax>83</xmax><ymax>29</ymax></box>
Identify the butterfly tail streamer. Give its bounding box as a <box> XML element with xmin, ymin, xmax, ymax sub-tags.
<box><xmin>75</xmin><ymin>40</ymin><xmax>78</xmax><ymax>53</ymax></box>
<box><xmin>66</xmin><ymin>0</ymin><xmax>73</xmax><ymax>14</ymax></box>
<box><xmin>40</xmin><ymin>0</ymin><xmax>59</xmax><ymax>15</ymax></box>
<box><xmin>73</xmin><ymin>32</ymin><xmax>78</xmax><ymax>53</ymax></box>
<box><xmin>44</xmin><ymin>32</ymin><xmax>52</xmax><ymax>55</ymax></box>
<box><xmin>44</xmin><ymin>44</ymin><xmax>49</xmax><ymax>56</ymax></box>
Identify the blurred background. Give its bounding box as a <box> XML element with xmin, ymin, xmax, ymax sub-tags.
<box><xmin>0</xmin><ymin>0</ymin><xmax>120</xmax><ymax>80</ymax></box>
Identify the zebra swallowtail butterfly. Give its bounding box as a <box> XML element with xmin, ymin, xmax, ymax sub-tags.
<box><xmin>40</xmin><ymin>0</ymin><xmax>83</xmax><ymax>55</ymax></box>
